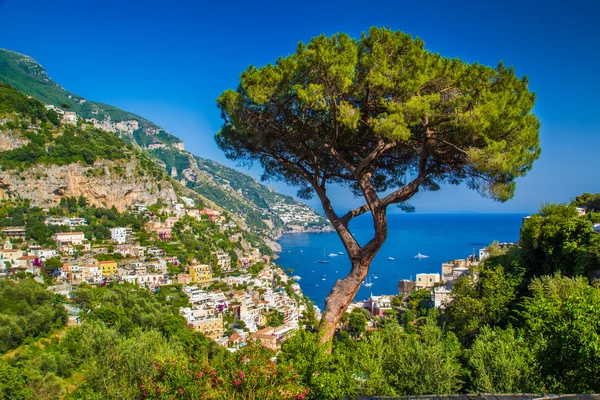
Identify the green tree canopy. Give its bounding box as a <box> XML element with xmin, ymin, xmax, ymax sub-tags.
<box><xmin>521</xmin><ymin>275</ymin><xmax>600</xmax><ymax>393</ymax></box>
<box><xmin>520</xmin><ymin>203</ymin><xmax>599</xmax><ymax>277</ymax></box>
<box><xmin>217</xmin><ymin>27</ymin><xmax>540</xmax><ymax>343</ymax></box>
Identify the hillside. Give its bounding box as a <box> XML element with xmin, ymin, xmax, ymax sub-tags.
<box><xmin>0</xmin><ymin>82</ymin><xmax>202</xmax><ymax>211</ymax></box>
<box><xmin>0</xmin><ymin>48</ymin><xmax>331</xmax><ymax>235</ymax></box>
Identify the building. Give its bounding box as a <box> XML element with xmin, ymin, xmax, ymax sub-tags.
<box><xmin>110</xmin><ymin>227</ymin><xmax>128</xmax><ymax>244</ymax></box>
<box><xmin>45</xmin><ymin>217</ymin><xmax>87</xmax><ymax>227</ymax></box>
<box><xmin>415</xmin><ymin>273</ymin><xmax>441</xmax><ymax>290</ymax></box>
<box><xmin>33</xmin><ymin>249</ymin><xmax>59</xmax><ymax>261</ymax></box>
<box><xmin>398</xmin><ymin>279</ymin><xmax>416</xmax><ymax>296</ymax></box>
<box><xmin>1</xmin><ymin>227</ymin><xmax>26</xmax><ymax>239</ymax></box>
<box><xmin>366</xmin><ymin>294</ymin><xmax>394</xmax><ymax>317</ymax></box>
<box><xmin>214</xmin><ymin>252</ymin><xmax>232</xmax><ymax>271</ymax></box>
<box><xmin>63</xmin><ymin>111</ymin><xmax>77</xmax><ymax>124</ymax></box>
<box><xmin>249</xmin><ymin>326</ymin><xmax>278</xmax><ymax>350</ymax></box>
<box><xmin>190</xmin><ymin>264</ymin><xmax>212</xmax><ymax>285</ymax></box>
<box><xmin>177</xmin><ymin>274</ymin><xmax>193</xmax><ymax>284</ymax></box>
<box><xmin>152</xmin><ymin>227</ymin><xmax>172</xmax><ymax>241</ymax></box>
<box><xmin>190</xmin><ymin>316</ymin><xmax>224</xmax><ymax>340</ymax></box>
<box><xmin>432</xmin><ymin>286</ymin><xmax>453</xmax><ymax>308</ymax></box>
<box><xmin>81</xmin><ymin>266</ymin><xmax>103</xmax><ymax>283</ymax></box>
<box><xmin>53</xmin><ymin>232</ymin><xmax>86</xmax><ymax>247</ymax></box>
<box><xmin>98</xmin><ymin>260</ymin><xmax>118</xmax><ymax>277</ymax></box>
<box><xmin>0</xmin><ymin>248</ymin><xmax>24</xmax><ymax>264</ymax></box>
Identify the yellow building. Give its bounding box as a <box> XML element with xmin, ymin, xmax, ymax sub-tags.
<box><xmin>98</xmin><ymin>260</ymin><xmax>118</xmax><ymax>277</ymax></box>
<box><xmin>190</xmin><ymin>316</ymin><xmax>223</xmax><ymax>340</ymax></box>
<box><xmin>190</xmin><ymin>264</ymin><xmax>212</xmax><ymax>285</ymax></box>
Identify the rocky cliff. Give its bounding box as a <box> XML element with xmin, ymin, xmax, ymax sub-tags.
<box><xmin>0</xmin><ymin>159</ymin><xmax>180</xmax><ymax>212</ymax></box>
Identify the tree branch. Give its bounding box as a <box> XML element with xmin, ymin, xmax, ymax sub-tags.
<box><xmin>340</xmin><ymin>204</ymin><xmax>370</xmax><ymax>225</ymax></box>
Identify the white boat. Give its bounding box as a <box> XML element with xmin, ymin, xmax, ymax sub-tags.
<box><xmin>414</xmin><ymin>253</ymin><xmax>429</xmax><ymax>259</ymax></box>
<box><xmin>329</xmin><ymin>253</ymin><xmax>338</xmax><ymax>257</ymax></box>
<box><xmin>363</xmin><ymin>276</ymin><xmax>373</xmax><ymax>287</ymax></box>
<box><xmin>292</xmin><ymin>275</ymin><xmax>301</xmax><ymax>281</ymax></box>
<box><xmin>316</xmin><ymin>248</ymin><xmax>330</xmax><ymax>264</ymax></box>
<box><xmin>388</xmin><ymin>257</ymin><xmax>395</xmax><ymax>261</ymax></box>
<box><xmin>338</xmin><ymin>252</ymin><xmax>344</xmax><ymax>255</ymax></box>
<box><xmin>373</xmin><ymin>275</ymin><xmax>378</xmax><ymax>279</ymax></box>
<box><xmin>322</xmin><ymin>277</ymin><xmax>326</xmax><ymax>281</ymax></box>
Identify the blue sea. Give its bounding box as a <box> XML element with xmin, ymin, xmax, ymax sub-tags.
<box><xmin>276</xmin><ymin>213</ymin><xmax>526</xmax><ymax>309</ymax></box>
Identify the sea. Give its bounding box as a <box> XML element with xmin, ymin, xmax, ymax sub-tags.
<box><xmin>276</xmin><ymin>213</ymin><xmax>526</xmax><ymax>309</ymax></box>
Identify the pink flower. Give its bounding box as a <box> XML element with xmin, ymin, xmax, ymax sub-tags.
<box><xmin>239</xmin><ymin>371</ymin><xmax>246</xmax><ymax>379</ymax></box>
<box><xmin>234</xmin><ymin>379</ymin><xmax>242</xmax><ymax>386</ymax></box>
<box><xmin>140</xmin><ymin>385</ymin><xmax>145</xmax><ymax>389</ymax></box>
<box><xmin>178</xmin><ymin>389</ymin><xmax>184</xmax><ymax>393</ymax></box>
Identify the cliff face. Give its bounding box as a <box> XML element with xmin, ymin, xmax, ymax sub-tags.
<box><xmin>0</xmin><ymin>159</ymin><xmax>180</xmax><ymax>212</ymax></box>
<box><xmin>0</xmin><ymin>130</ymin><xmax>29</xmax><ymax>151</ymax></box>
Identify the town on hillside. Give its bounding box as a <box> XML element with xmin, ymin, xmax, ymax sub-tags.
<box><xmin>0</xmin><ymin>195</ymin><xmax>315</xmax><ymax>352</ymax></box>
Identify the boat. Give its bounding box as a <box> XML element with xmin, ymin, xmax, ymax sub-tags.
<box><xmin>338</xmin><ymin>252</ymin><xmax>344</xmax><ymax>255</ymax></box>
<box><xmin>373</xmin><ymin>275</ymin><xmax>378</xmax><ymax>279</ymax></box>
<box><xmin>388</xmin><ymin>257</ymin><xmax>395</xmax><ymax>261</ymax></box>
<box><xmin>292</xmin><ymin>275</ymin><xmax>301</xmax><ymax>281</ymax></box>
<box><xmin>316</xmin><ymin>248</ymin><xmax>330</xmax><ymax>264</ymax></box>
<box><xmin>322</xmin><ymin>277</ymin><xmax>326</xmax><ymax>281</ymax></box>
<box><xmin>363</xmin><ymin>276</ymin><xmax>373</xmax><ymax>287</ymax></box>
<box><xmin>329</xmin><ymin>253</ymin><xmax>338</xmax><ymax>257</ymax></box>
<box><xmin>414</xmin><ymin>253</ymin><xmax>429</xmax><ymax>259</ymax></box>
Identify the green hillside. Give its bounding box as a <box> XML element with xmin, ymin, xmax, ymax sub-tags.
<box><xmin>0</xmin><ymin>48</ymin><xmax>331</xmax><ymax>234</ymax></box>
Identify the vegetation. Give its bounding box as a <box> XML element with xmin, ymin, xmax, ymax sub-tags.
<box><xmin>0</xmin><ymin>279</ymin><xmax>67</xmax><ymax>353</ymax></box>
<box><xmin>0</xmin><ymin>124</ymin><xmax>130</xmax><ymax>170</ymax></box>
<box><xmin>216</xmin><ymin>27</ymin><xmax>541</xmax><ymax>343</ymax></box>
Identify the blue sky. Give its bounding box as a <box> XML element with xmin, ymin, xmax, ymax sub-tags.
<box><xmin>0</xmin><ymin>0</ymin><xmax>599</xmax><ymax>214</ymax></box>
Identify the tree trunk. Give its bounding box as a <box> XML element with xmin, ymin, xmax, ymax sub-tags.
<box><xmin>318</xmin><ymin>209</ymin><xmax>387</xmax><ymax>346</ymax></box>
<box><xmin>318</xmin><ymin>259</ymin><xmax>372</xmax><ymax>345</ymax></box>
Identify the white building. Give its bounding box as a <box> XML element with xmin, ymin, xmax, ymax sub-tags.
<box><xmin>432</xmin><ymin>286</ymin><xmax>453</xmax><ymax>308</ymax></box>
<box><xmin>110</xmin><ymin>227</ymin><xmax>128</xmax><ymax>244</ymax></box>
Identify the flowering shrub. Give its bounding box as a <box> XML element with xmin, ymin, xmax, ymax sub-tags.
<box><xmin>140</xmin><ymin>340</ymin><xmax>309</xmax><ymax>399</ymax></box>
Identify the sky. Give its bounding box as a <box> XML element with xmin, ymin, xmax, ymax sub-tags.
<box><xmin>0</xmin><ymin>0</ymin><xmax>599</xmax><ymax>214</ymax></box>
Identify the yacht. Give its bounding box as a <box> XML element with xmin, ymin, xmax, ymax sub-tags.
<box><xmin>388</xmin><ymin>257</ymin><xmax>395</xmax><ymax>261</ymax></box>
<box><xmin>292</xmin><ymin>275</ymin><xmax>301</xmax><ymax>281</ymax></box>
<box><xmin>329</xmin><ymin>253</ymin><xmax>338</xmax><ymax>257</ymax></box>
<box><xmin>338</xmin><ymin>252</ymin><xmax>344</xmax><ymax>255</ymax></box>
<box><xmin>414</xmin><ymin>253</ymin><xmax>429</xmax><ymax>259</ymax></box>
<box><xmin>316</xmin><ymin>248</ymin><xmax>330</xmax><ymax>264</ymax></box>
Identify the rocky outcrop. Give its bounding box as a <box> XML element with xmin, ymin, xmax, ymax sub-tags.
<box><xmin>0</xmin><ymin>131</ymin><xmax>29</xmax><ymax>151</ymax></box>
<box><xmin>0</xmin><ymin>159</ymin><xmax>180</xmax><ymax>211</ymax></box>
<box><xmin>86</xmin><ymin>117</ymin><xmax>139</xmax><ymax>136</ymax></box>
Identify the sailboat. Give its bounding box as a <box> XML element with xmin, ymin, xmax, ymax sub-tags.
<box><xmin>414</xmin><ymin>252</ymin><xmax>429</xmax><ymax>259</ymax></box>
<box><xmin>316</xmin><ymin>247</ymin><xmax>330</xmax><ymax>264</ymax></box>
<box><xmin>363</xmin><ymin>276</ymin><xmax>373</xmax><ymax>287</ymax></box>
